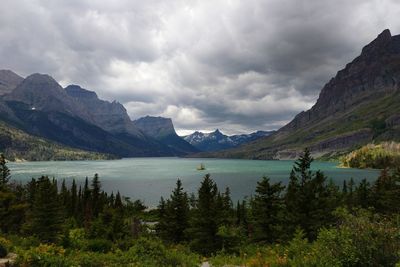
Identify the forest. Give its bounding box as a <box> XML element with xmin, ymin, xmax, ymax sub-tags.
<box><xmin>1</xmin><ymin>149</ymin><xmax>400</xmax><ymax>266</ymax></box>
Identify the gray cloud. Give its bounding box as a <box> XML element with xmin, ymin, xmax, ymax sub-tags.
<box><xmin>1</xmin><ymin>0</ymin><xmax>400</xmax><ymax>135</ymax></box>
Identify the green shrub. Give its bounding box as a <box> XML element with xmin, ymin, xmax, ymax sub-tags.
<box><xmin>85</xmin><ymin>238</ymin><xmax>113</xmax><ymax>253</ymax></box>
<box><xmin>0</xmin><ymin>237</ymin><xmax>11</xmax><ymax>258</ymax></box>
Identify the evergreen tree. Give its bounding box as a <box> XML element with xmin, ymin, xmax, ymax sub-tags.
<box><xmin>355</xmin><ymin>178</ymin><xmax>370</xmax><ymax>208</ymax></box>
<box><xmin>31</xmin><ymin>176</ymin><xmax>63</xmax><ymax>243</ymax></box>
<box><xmin>0</xmin><ymin>155</ymin><xmax>14</xmax><ymax>233</ymax></box>
<box><xmin>188</xmin><ymin>174</ymin><xmax>221</xmax><ymax>255</ymax></box>
<box><xmin>166</xmin><ymin>179</ymin><xmax>190</xmax><ymax>243</ymax></box>
<box><xmin>372</xmin><ymin>168</ymin><xmax>400</xmax><ymax>214</ymax></box>
<box><xmin>91</xmin><ymin>173</ymin><xmax>101</xmax><ymax>217</ymax></box>
<box><xmin>251</xmin><ymin>177</ymin><xmax>285</xmax><ymax>243</ymax></box>
<box><xmin>70</xmin><ymin>179</ymin><xmax>77</xmax><ymax>217</ymax></box>
<box><xmin>0</xmin><ymin>154</ymin><xmax>10</xmax><ymax>190</ymax></box>
<box><xmin>156</xmin><ymin>197</ymin><xmax>169</xmax><ymax>240</ymax></box>
<box><xmin>83</xmin><ymin>177</ymin><xmax>92</xmax><ymax>229</ymax></box>
<box><xmin>285</xmin><ymin>148</ymin><xmax>335</xmax><ymax>240</ymax></box>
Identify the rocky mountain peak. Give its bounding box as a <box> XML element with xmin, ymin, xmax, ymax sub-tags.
<box><xmin>134</xmin><ymin>116</ymin><xmax>175</xmax><ymax>138</ymax></box>
<box><xmin>361</xmin><ymin>29</ymin><xmax>392</xmax><ymax>55</ymax></box>
<box><xmin>0</xmin><ymin>70</ymin><xmax>23</xmax><ymax>95</ymax></box>
<box><xmin>281</xmin><ymin>29</ymin><xmax>400</xmax><ymax>133</ymax></box>
<box><xmin>65</xmin><ymin>85</ymin><xmax>98</xmax><ymax>99</ymax></box>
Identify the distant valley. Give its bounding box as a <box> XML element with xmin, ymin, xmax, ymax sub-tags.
<box><xmin>183</xmin><ymin>129</ymin><xmax>274</xmax><ymax>152</ymax></box>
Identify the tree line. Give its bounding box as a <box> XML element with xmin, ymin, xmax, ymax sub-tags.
<box><xmin>1</xmin><ymin>149</ymin><xmax>400</xmax><ymax>257</ymax></box>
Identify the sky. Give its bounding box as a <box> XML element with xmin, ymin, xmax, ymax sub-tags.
<box><xmin>1</xmin><ymin>0</ymin><xmax>400</xmax><ymax>135</ymax></box>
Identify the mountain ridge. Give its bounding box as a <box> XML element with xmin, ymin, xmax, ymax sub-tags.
<box><xmin>195</xmin><ymin>29</ymin><xmax>400</xmax><ymax>159</ymax></box>
<box><xmin>183</xmin><ymin>129</ymin><xmax>274</xmax><ymax>152</ymax></box>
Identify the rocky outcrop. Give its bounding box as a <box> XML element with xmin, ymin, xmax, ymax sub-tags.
<box><xmin>134</xmin><ymin>116</ymin><xmax>176</xmax><ymax>138</ymax></box>
<box><xmin>65</xmin><ymin>85</ymin><xmax>144</xmax><ymax>137</ymax></box>
<box><xmin>134</xmin><ymin>116</ymin><xmax>198</xmax><ymax>155</ymax></box>
<box><xmin>0</xmin><ymin>70</ymin><xmax>23</xmax><ymax>95</ymax></box>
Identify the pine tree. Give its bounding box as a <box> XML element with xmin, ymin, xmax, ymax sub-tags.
<box><xmin>188</xmin><ymin>174</ymin><xmax>221</xmax><ymax>255</ymax></box>
<box><xmin>156</xmin><ymin>197</ymin><xmax>169</xmax><ymax>240</ymax></box>
<box><xmin>31</xmin><ymin>176</ymin><xmax>63</xmax><ymax>243</ymax></box>
<box><xmin>285</xmin><ymin>148</ymin><xmax>335</xmax><ymax>240</ymax></box>
<box><xmin>0</xmin><ymin>154</ymin><xmax>10</xmax><ymax>190</ymax></box>
<box><xmin>91</xmin><ymin>173</ymin><xmax>101</xmax><ymax>217</ymax></box>
<box><xmin>83</xmin><ymin>177</ymin><xmax>92</xmax><ymax>229</ymax></box>
<box><xmin>0</xmin><ymin>155</ymin><xmax>14</xmax><ymax>233</ymax></box>
<box><xmin>251</xmin><ymin>176</ymin><xmax>285</xmax><ymax>243</ymax></box>
<box><xmin>70</xmin><ymin>179</ymin><xmax>77</xmax><ymax>217</ymax></box>
<box><xmin>166</xmin><ymin>179</ymin><xmax>190</xmax><ymax>243</ymax></box>
<box><xmin>372</xmin><ymin>168</ymin><xmax>400</xmax><ymax>214</ymax></box>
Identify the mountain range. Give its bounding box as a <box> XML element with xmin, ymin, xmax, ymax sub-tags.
<box><xmin>183</xmin><ymin>129</ymin><xmax>274</xmax><ymax>152</ymax></box>
<box><xmin>0</xmin><ymin>71</ymin><xmax>199</xmax><ymax>159</ymax></box>
<box><xmin>198</xmin><ymin>29</ymin><xmax>400</xmax><ymax>159</ymax></box>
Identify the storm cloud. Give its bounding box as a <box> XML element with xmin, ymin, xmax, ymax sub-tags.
<box><xmin>1</xmin><ymin>0</ymin><xmax>400</xmax><ymax>135</ymax></box>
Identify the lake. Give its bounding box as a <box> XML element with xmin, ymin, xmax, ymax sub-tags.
<box><xmin>8</xmin><ymin>157</ymin><xmax>380</xmax><ymax>207</ymax></box>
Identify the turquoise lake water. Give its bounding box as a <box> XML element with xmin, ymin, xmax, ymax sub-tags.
<box><xmin>8</xmin><ymin>158</ymin><xmax>380</xmax><ymax>207</ymax></box>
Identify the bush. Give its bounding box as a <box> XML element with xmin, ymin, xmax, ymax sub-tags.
<box><xmin>0</xmin><ymin>237</ymin><xmax>11</xmax><ymax>258</ymax></box>
<box><xmin>85</xmin><ymin>239</ymin><xmax>113</xmax><ymax>253</ymax></box>
<box><xmin>15</xmin><ymin>243</ymin><xmax>70</xmax><ymax>266</ymax></box>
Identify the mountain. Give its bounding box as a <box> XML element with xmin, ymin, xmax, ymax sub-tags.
<box><xmin>0</xmin><ymin>70</ymin><xmax>23</xmax><ymax>95</ymax></box>
<box><xmin>0</xmin><ymin>73</ymin><xmax>179</xmax><ymax>157</ymax></box>
<box><xmin>0</xmin><ymin>120</ymin><xmax>114</xmax><ymax>161</ymax></box>
<box><xmin>200</xmin><ymin>29</ymin><xmax>400</xmax><ymax>159</ymax></box>
<box><xmin>134</xmin><ymin>116</ymin><xmax>199</xmax><ymax>155</ymax></box>
<box><xmin>183</xmin><ymin>129</ymin><xmax>274</xmax><ymax>152</ymax></box>
<box><xmin>65</xmin><ymin>85</ymin><xmax>144</xmax><ymax>137</ymax></box>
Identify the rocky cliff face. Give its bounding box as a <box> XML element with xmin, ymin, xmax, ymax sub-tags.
<box><xmin>280</xmin><ymin>29</ymin><xmax>400</xmax><ymax>135</ymax></box>
<box><xmin>133</xmin><ymin>116</ymin><xmax>176</xmax><ymax>138</ymax></box>
<box><xmin>65</xmin><ymin>85</ymin><xmax>144</xmax><ymax>137</ymax></box>
<box><xmin>201</xmin><ymin>29</ymin><xmax>400</xmax><ymax>159</ymax></box>
<box><xmin>134</xmin><ymin>116</ymin><xmax>198</xmax><ymax>155</ymax></box>
<box><xmin>4</xmin><ymin>74</ymin><xmax>93</xmax><ymax>122</ymax></box>
<box><xmin>0</xmin><ymin>70</ymin><xmax>23</xmax><ymax>95</ymax></box>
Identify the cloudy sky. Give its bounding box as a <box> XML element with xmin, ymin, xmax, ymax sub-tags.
<box><xmin>1</xmin><ymin>0</ymin><xmax>400</xmax><ymax>135</ymax></box>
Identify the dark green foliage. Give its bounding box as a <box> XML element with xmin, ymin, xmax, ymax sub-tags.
<box><xmin>157</xmin><ymin>180</ymin><xmax>189</xmax><ymax>243</ymax></box>
<box><xmin>0</xmin><ymin>154</ymin><xmax>10</xmax><ymax>190</ymax></box>
<box><xmin>285</xmin><ymin>148</ymin><xmax>337</xmax><ymax>240</ymax></box>
<box><xmin>85</xmin><ymin>238</ymin><xmax>113</xmax><ymax>253</ymax></box>
<box><xmin>30</xmin><ymin>176</ymin><xmax>64</xmax><ymax>243</ymax></box>
<box><xmin>91</xmin><ymin>173</ymin><xmax>101</xmax><ymax>217</ymax></box>
<box><xmin>0</xmin><ymin>242</ymin><xmax>7</xmax><ymax>257</ymax></box>
<box><xmin>371</xmin><ymin>168</ymin><xmax>400</xmax><ymax>214</ymax></box>
<box><xmin>187</xmin><ymin>174</ymin><xmax>222</xmax><ymax>255</ymax></box>
<box><xmin>250</xmin><ymin>177</ymin><xmax>285</xmax><ymax>243</ymax></box>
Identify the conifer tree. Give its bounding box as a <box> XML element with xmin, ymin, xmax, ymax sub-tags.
<box><xmin>0</xmin><ymin>155</ymin><xmax>13</xmax><ymax>233</ymax></box>
<box><xmin>31</xmin><ymin>176</ymin><xmax>63</xmax><ymax>243</ymax></box>
<box><xmin>91</xmin><ymin>173</ymin><xmax>101</xmax><ymax>217</ymax></box>
<box><xmin>156</xmin><ymin>197</ymin><xmax>169</xmax><ymax>240</ymax></box>
<box><xmin>0</xmin><ymin>154</ymin><xmax>11</xmax><ymax>190</ymax></box>
<box><xmin>285</xmin><ymin>148</ymin><xmax>334</xmax><ymax>240</ymax></box>
<box><xmin>166</xmin><ymin>179</ymin><xmax>190</xmax><ymax>243</ymax></box>
<box><xmin>251</xmin><ymin>176</ymin><xmax>285</xmax><ymax>243</ymax></box>
<box><xmin>188</xmin><ymin>174</ymin><xmax>221</xmax><ymax>255</ymax></box>
<box><xmin>70</xmin><ymin>179</ymin><xmax>77</xmax><ymax>217</ymax></box>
